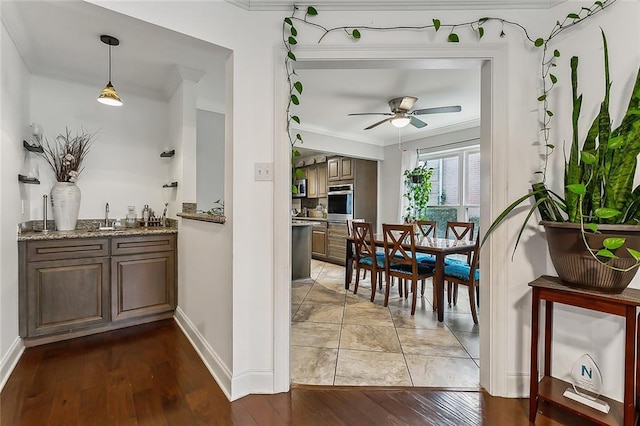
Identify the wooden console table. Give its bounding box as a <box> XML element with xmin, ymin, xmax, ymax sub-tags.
<box><xmin>529</xmin><ymin>276</ymin><xmax>640</xmax><ymax>426</ymax></box>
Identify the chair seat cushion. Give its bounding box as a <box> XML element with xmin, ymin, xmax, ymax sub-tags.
<box><xmin>444</xmin><ymin>263</ymin><xmax>480</xmax><ymax>281</ymax></box>
<box><xmin>394</xmin><ymin>252</ymin><xmax>433</xmax><ymax>263</ymax></box>
<box><xmin>444</xmin><ymin>257</ymin><xmax>467</xmax><ymax>266</ymax></box>
<box><xmin>388</xmin><ymin>262</ymin><xmax>433</xmax><ymax>276</ymax></box>
<box><xmin>418</xmin><ymin>255</ymin><xmax>466</xmax><ymax>266</ymax></box>
<box><xmin>359</xmin><ymin>255</ymin><xmax>385</xmax><ymax>268</ymax></box>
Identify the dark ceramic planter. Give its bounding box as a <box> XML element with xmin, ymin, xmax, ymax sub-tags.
<box><xmin>541</xmin><ymin>221</ymin><xmax>640</xmax><ymax>293</ymax></box>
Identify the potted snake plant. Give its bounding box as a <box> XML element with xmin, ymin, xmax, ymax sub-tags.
<box><xmin>483</xmin><ymin>30</ymin><xmax>640</xmax><ymax>292</ymax></box>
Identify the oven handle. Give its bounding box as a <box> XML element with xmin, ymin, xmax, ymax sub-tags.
<box><xmin>327</xmin><ymin>190</ymin><xmax>353</xmax><ymax>195</ymax></box>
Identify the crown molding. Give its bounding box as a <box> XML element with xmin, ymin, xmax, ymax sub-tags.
<box><xmin>225</xmin><ymin>0</ymin><xmax>566</xmax><ymax>11</ymax></box>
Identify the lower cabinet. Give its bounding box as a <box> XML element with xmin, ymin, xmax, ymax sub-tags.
<box><xmin>19</xmin><ymin>233</ymin><xmax>177</xmax><ymax>346</ymax></box>
<box><xmin>327</xmin><ymin>222</ymin><xmax>348</xmax><ymax>265</ymax></box>
<box><xmin>26</xmin><ymin>256</ymin><xmax>110</xmax><ymax>337</ymax></box>
<box><xmin>311</xmin><ymin>222</ymin><xmax>327</xmax><ymax>258</ymax></box>
<box><xmin>112</xmin><ymin>251</ymin><xmax>176</xmax><ymax>321</ymax></box>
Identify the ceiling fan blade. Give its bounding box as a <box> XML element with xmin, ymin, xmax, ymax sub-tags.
<box><xmin>365</xmin><ymin>117</ymin><xmax>393</xmax><ymax>130</ymax></box>
<box><xmin>410</xmin><ymin>116</ymin><xmax>428</xmax><ymax>129</ymax></box>
<box><xmin>348</xmin><ymin>112</ymin><xmax>393</xmax><ymax>116</ymax></box>
<box><xmin>412</xmin><ymin>105</ymin><xmax>462</xmax><ymax>115</ymax></box>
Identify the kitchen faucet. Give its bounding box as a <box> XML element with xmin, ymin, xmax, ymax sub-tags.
<box><xmin>105</xmin><ymin>202</ymin><xmax>109</xmax><ymax>227</ymax></box>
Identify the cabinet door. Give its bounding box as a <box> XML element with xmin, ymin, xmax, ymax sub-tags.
<box><xmin>312</xmin><ymin>230</ymin><xmax>327</xmax><ymax>256</ymax></box>
<box><xmin>26</xmin><ymin>257</ymin><xmax>110</xmax><ymax>336</ymax></box>
<box><xmin>327</xmin><ymin>158</ymin><xmax>340</xmax><ymax>182</ymax></box>
<box><xmin>339</xmin><ymin>158</ymin><xmax>354</xmax><ymax>180</ymax></box>
<box><xmin>111</xmin><ymin>251</ymin><xmax>176</xmax><ymax>321</ymax></box>
<box><xmin>326</xmin><ymin>223</ymin><xmax>348</xmax><ymax>265</ymax></box>
<box><xmin>317</xmin><ymin>163</ymin><xmax>327</xmax><ymax>197</ymax></box>
<box><xmin>307</xmin><ymin>166</ymin><xmax>318</xmax><ymax>198</ymax></box>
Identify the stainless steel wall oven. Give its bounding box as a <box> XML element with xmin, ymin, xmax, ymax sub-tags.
<box><xmin>327</xmin><ymin>184</ymin><xmax>353</xmax><ymax>222</ymax></box>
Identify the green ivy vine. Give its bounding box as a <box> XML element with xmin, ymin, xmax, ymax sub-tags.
<box><xmin>282</xmin><ymin>1</ymin><xmax>618</xmax><ymax>192</ymax></box>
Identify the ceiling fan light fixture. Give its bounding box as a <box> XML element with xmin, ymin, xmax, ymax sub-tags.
<box><xmin>390</xmin><ymin>116</ymin><xmax>411</xmax><ymax>128</ymax></box>
<box><xmin>97</xmin><ymin>35</ymin><xmax>123</xmax><ymax>107</ymax></box>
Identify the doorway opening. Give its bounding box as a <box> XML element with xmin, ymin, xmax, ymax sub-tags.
<box><xmin>274</xmin><ymin>47</ymin><xmax>509</xmax><ymax>396</ymax></box>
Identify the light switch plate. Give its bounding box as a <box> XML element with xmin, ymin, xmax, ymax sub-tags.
<box><xmin>254</xmin><ymin>162</ymin><xmax>273</xmax><ymax>181</ymax></box>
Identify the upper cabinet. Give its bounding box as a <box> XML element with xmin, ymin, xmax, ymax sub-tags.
<box><xmin>327</xmin><ymin>157</ymin><xmax>353</xmax><ymax>182</ymax></box>
<box><xmin>305</xmin><ymin>161</ymin><xmax>327</xmax><ymax>198</ymax></box>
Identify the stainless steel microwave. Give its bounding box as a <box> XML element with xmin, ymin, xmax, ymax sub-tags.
<box><xmin>292</xmin><ymin>179</ymin><xmax>307</xmax><ymax>198</ymax></box>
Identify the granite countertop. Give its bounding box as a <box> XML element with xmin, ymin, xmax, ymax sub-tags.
<box><xmin>291</xmin><ymin>220</ymin><xmax>319</xmax><ymax>226</ymax></box>
<box><xmin>18</xmin><ymin>226</ymin><xmax>177</xmax><ymax>241</ymax></box>
<box><xmin>293</xmin><ymin>216</ymin><xmax>327</xmax><ymax>221</ymax></box>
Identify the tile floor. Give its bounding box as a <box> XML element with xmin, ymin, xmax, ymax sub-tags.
<box><xmin>291</xmin><ymin>260</ymin><xmax>480</xmax><ymax>387</ymax></box>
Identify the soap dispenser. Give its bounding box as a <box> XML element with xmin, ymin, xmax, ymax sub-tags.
<box><xmin>126</xmin><ymin>206</ymin><xmax>137</xmax><ymax>228</ymax></box>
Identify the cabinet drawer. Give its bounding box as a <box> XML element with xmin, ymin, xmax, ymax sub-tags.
<box><xmin>27</xmin><ymin>238</ymin><xmax>109</xmax><ymax>262</ymax></box>
<box><xmin>111</xmin><ymin>234</ymin><xmax>176</xmax><ymax>255</ymax></box>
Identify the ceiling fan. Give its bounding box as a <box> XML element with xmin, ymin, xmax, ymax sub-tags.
<box><xmin>348</xmin><ymin>96</ymin><xmax>462</xmax><ymax>130</ymax></box>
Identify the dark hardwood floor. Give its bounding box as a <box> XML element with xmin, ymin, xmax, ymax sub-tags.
<box><xmin>1</xmin><ymin>319</ymin><xmax>592</xmax><ymax>425</ymax></box>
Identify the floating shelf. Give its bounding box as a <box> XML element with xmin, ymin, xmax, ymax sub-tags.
<box><xmin>18</xmin><ymin>174</ymin><xmax>40</xmax><ymax>184</ymax></box>
<box><xmin>160</xmin><ymin>150</ymin><xmax>175</xmax><ymax>158</ymax></box>
<box><xmin>23</xmin><ymin>140</ymin><xmax>44</xmax><ymax>153</ymax></box>
<box><xmin>162</xmin><ymin>181</ymin><xmax>178</xmax><ymax>188</ymax></box>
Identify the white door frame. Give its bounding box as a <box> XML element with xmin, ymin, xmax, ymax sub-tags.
<box><xmin>273</xmin><ymin>43</ymin><xmax>511</xmax><ymax>396</ymax></box>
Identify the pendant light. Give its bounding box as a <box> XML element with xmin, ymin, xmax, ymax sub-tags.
<box><xmin>97</xmin><ymin>35</ymin><xmax>123</xmax><ymax>106</ymax></box>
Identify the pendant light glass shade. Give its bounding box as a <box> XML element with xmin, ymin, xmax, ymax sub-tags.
<box><xmin>97</xmin><ymin>82</ymin><xmax>122</xmax><ymax>106</ymax></box>
<box><xmin>97</xmin><ymin>35</ymin><xmax>123</xmax><ymax>107</ymax></box>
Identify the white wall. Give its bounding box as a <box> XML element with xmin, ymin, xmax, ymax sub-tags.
<box><xmin>86</xmin><ymin>0</ymin><xmax>640</xmax><ymax>403</ymax></box>
<box><xmin>29</xmin><ymin>76</ymin><xmax>170</xmax><ymax>223</ymax></box>
<box><xmin>379</xmin><ymin>126</ymin><xmax>481</xmax><ymax>228</ymax></box>
<box><xmin>0</xmin><ymin>18</ymin><xmax>28</xmax><ymax>388</ymax></box>
<box><xmin>196</xmin><ymin>109</ymin><xmax>225</xmax><ymax>210</ymax></box>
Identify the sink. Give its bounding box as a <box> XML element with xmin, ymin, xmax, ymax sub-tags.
<box><xmin>98</xmin><ymin>227</ymin><xmax>115</xmax><ymax>231</ymax></box>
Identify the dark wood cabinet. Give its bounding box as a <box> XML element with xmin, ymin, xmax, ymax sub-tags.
<box><xmin>26</xmin><ymin>256</ymin><xmax>110</xmax><ymax>337</ymax></box>
<box><xmin>327</xmin><ymin>157</ymin><xmax>354</xmax><ymax>182</ymax></box>
<box><xmin>111</xmin><ymin>251</ymin><xmax>176</xmax><ymax>321</ymax></box>
<box><xmin>19</xmin><ymin>233</ymin><xmax>177</xmax><ymax>346</ymax></box>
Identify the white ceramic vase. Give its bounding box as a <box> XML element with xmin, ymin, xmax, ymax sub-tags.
<box><xmin>50</xmin><ymin>182</ymin><xmax>81</xmax><ymax>231</ymax></box>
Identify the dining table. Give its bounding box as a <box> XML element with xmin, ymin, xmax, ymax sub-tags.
<box><xmin>345</xmin><ymin>233</ymin><xmax>476</xmax><ymax>322</ymax></box>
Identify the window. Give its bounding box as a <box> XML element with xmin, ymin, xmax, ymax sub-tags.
<box><xmin>420</xmin><ymin>145</ymin><xmax>480</xmax><ymax>238</ymax></box>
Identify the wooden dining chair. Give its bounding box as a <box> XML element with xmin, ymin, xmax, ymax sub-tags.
<box><xmin>352</xmin><ymin>221</ymin><xmax>385</xmax><ymax>302</ymax></box>
<box><xmin>382</xmin><ymin>224</ymin><xmax>434</xmax><ymax>315</ymax></box>
<box><xmin>445</xmin><ymin>221</ymin><xmax>475</xmax><ymax>242</ymax></box>
<box><xmin>415</xmin><ymin>220</ymin><xmax>437</xmax><ymax>239</ymax></box>
<box><xmin>347</xmin><ymin>218</ymin><xmax>366</xmax><ymax>281</ymax></box>
<box><xmin>443</xmin><ymin>237</ymin><xmax>481</xmax><ymax>324</ymax></box>
<box><xmin>444</xmin><ymin>221</ymin><xmax>475</xmax><ymax>304</ymax></box>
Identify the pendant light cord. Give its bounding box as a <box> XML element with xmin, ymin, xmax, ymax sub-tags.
<box><xmin>108</xmin><ymin>45</ymin><xmax>112</xmax><ymax>83</ymax></box>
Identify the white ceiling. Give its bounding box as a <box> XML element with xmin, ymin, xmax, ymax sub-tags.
<box><xmin>292</xmin><ymin>61</ymin><xmax>481</xmax><ymax>149</ymax></box>
<box><xmin>2</xmin><ymin>0</ymin><xmax>484</xmax><ymax>154</ymax></box>
<box><xmin>1</xmin><ymin>0</ymin><xmax>230</xmax><ymax>106</ymax></box>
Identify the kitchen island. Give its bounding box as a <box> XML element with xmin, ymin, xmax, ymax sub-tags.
<box><xmin>291</xmin><ymin>220</ymin><xmax>320</xmax><ymax>280</ymax></box>
<box><xmin>18</xmin><ymin>224</ymin><xmax>177</xmax><ymax>347</ymax></box>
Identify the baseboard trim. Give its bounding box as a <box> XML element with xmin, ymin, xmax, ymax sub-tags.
<box><xmin>507</xmin><ymin>372</ymin><xmax>530</xmax><ymax>398</ymax></box>
<box><xmin>0</xmin><ymin>337</ymin><xmax>24</xmax><ymax>392</ymax></box>
<box><xmin>173</xmin><ymin>307</ymin><xmax>233</xmax><ymax>400</ymax></box>
<box><xmin>231</xmin><ymin>368</ymin><xmax>275</xmax><ymax>401</ymax></box>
